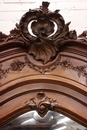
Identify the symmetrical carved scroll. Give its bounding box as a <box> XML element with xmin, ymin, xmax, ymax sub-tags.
<box><xmin>23</xmin><ymin>92</ymin><xmax>59</xmax><ymax>117</ymax></box>
<box><xmin>19</xmin><ymin>2</ymin><xmax>77</xmax><ymax>65</ymax></box>
<box><xmin>0</xmin><ymin>2</ymin><xmax>77</xmax><ymax>64</ymax></box>
<box><xmin>0</xmin><ymin>2</ymin><xmax>87</xmax><ymax>85</ymax></box>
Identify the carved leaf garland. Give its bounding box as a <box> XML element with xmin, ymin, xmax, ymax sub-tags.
<box><xmin>0</xmin><ymin>57</ymin><xmax>87</xmax><ymax>85</ymax></box>
<box><xmin>0</xmin><ymin>2</ymin><xmax>87</xmax><ymax>85</ymax></box>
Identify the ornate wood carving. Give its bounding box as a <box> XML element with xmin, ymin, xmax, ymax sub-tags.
<box><xmin>0</xmin><ymin>2</ymin><xmax>87</xmax><ymax>77</ymax></box>
<box><xmin>0</xmin><ymin>1</ymin><xmax>87</xmax><ymax>127</ymax></box>
<box><xmin>78</xmin><ymin>30</ymin><xmax>87</xmax><ymax>43</ymax></box>
<box><xmin>60</xmin><ymin>59</ymin><xmax>87</xmax><ymax>85</ymax></box>
<box><xmin>0</xmin><ymin>2</ymin><xmax>87</xmax><ymax>78</ymax></box>
<box><xmin>0</xmin><ymin>56</ymin><xmax>87</xmax><ymax>85</ymax></box>
<box><xmin>0</xmin><ymin>60</ymin><xmax>26</xmax><ymax>80</ymax></box>
<box><xmin>0</xmin><ymin>2</ymin><xmax>77</xmax><ymax>45</ymax></box>
<box><xmin>19</xmin><ymin>2</ymin><xmax>77</xmax><ymax>65</ymax></box>
<box><xmin>23</xmin><ymin>92</ymin><xmax>60</xmax><ymax>117</ymax></box>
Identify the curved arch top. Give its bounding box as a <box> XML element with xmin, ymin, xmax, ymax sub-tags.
<box><xmin>0</xmin><ymin>1</ymin><xmax>87</xmax><ymax>128</ymax></box>
<box><xmin>1</xmin><ymin>75</ymin><xmax>87</xmax><ymax>127</ymax></box>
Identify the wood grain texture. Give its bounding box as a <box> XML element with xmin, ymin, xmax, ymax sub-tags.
<box><xmin>0</xmin><ymin>2</ymin><xmax>87</xmax><ymax>127</ymax></box>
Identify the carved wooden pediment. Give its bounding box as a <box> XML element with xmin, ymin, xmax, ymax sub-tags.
<box><xmin>0</xmin><ymin>1</ymin><xmax>87</xmax><ymax>128</ymax></box>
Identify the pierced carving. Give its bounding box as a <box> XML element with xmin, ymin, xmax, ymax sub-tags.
<box><xmin>0</xmin><ymin>2</ymin><xmax>78</xmax><ymax>65</ymax></box>
<box><xmin>20</xmin><ymin>2</ymin><xmax>77</xmax><ymax>64</ymax></box>
<box><xmin>23</xmin><ymin>92</ymin><xmax>59</xmax><ymax>117</ymax></box>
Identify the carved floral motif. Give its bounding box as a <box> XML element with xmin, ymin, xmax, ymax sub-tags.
<box><xmin>10</xmin><ymin>60</ymin><xmax>26</xmax><ymax>71</ymax></box>
<box><xmin>60</xmin><ymin>59</ymin><xmax>87</xmax><ymax>84</ymax></box>
<box><xmin>0</xmin><ymin>2</ymin><xmax>87</xmax><ymax>85</ymax></box>
<box><xmin>23</xmin><ymin>92</ymin><xmax>59</xmax><ymax>117</ymax></box>
<box><xmin>0</xmin><ymin>60</ymin><xmax>26</xmax><ymax>80</ymax></box>
<box><xmin>0</xmin><ymin>57</ymin><xmax>87</xmax><ymax>85</ymax></box>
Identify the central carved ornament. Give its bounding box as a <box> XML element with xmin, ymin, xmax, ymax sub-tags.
<box><xmin>0</xmin><ymin>2</ymin><xmax>78</xmax><ymax>74</ymax></box>
<box><xmin>23</xmin><ymin>92</ymin><xmax>59</xmax><ymax>117</ymax></box>
<box><xmin>19</xmin><ymin>2</ymin><xmax>77</xmax><ymax>66</ymax></box>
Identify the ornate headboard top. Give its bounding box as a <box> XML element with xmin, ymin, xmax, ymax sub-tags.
<box><xmin>0</xmin><ymin>1</ymin><xmax>87</xmax><ymax>48</ymax></box>
<box><xmin>0</xmin><ymin>2</ymin><xmax>87</xmax><ymax>127</ymax></box>
<box><xmin>0</xmin><ymin>1</ymin><xmax>87</xmax><ymax>84</ymax></box>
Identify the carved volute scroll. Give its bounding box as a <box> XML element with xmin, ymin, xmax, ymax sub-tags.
<box><xmin>0</xmin><ymin>2</ymin><xmax>78</xmax><ymax>73</ymax></box>
<box><xmin>23</xmin><ymin>92</ymin><xmax>59</xmax><ymax>117</ymax></box>
<box><xmin>19</xmin><ymin>1</ymin><xmax>77</xmax><ymax>71</ymax></box>
<box><xmin>0</xmin><ymin>2</ymin><xmax>87</xmax><ymax>75</ymax></box>
<box><xmin>19</xmin><ymin>1</ymin><xmax>77</xmax><ymax>64</ymax></box>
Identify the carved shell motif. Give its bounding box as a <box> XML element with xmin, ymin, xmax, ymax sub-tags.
<box><xmin>0</xmin><ymin>2</ymin><xmax>77</xmax><ymax>74</ymax></box>
<box><xmin>19</xmin><ymin>2</ymin><xmax>77</xmax><ymax>65</ymax></box>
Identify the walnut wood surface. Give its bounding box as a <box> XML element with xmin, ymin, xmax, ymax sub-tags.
<box><xmin>0</xmin><ymin>2</ymin><xmax>87</xmax><ymax>127</ymax></box>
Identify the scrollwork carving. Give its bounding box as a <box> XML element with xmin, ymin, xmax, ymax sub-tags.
<box><xmin>19</xmin><ymin>2</ymin><xmax>77</xmax><ymax>64</ymax></box>
<box><xmin>0</xmin><ymin>2</ymin><xmax>87</xmax><ymax>85</ymax></box>
<box><xmin>0</xmin><ymin>2</ymin><xmax>78</xmax><ymax>64</ymax></box>
<box><xmin>23</xmin><ymin>92</ymin><xmax>59</xmax><ymax>117</ymax></box>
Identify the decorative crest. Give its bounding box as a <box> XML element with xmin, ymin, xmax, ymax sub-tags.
<box><xmin>0</xmin><ymin>2</ymin><xmax>87</xmax><ymax>73</ymax></box>
<box><xmin>18</xmin><ymin>1</ymin><xmax>77</xmax><ymax>70</ymax></box>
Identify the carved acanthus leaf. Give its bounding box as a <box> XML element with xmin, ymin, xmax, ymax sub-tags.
<box><xmin>0</xmin><ymin>2</ymin><xmax>78</xmax><ymax>64</ymax></box>
<box><xmin>23</xmin><ymin>92</ymin><xmax>59</xmax><ymax>117</ymax></box>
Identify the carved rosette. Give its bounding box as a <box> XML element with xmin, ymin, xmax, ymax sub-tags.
<box><xmin>0</xmin><ymin>60</ymin><xmax>26</xmax><ymax>80</ymax></box>
<box><xmin>23</xmin><ymin>92</ymin><xmax>60</xmax><ymax>117</ymax></box>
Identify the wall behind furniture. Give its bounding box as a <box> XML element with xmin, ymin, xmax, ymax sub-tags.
<box><xmin>0</xmin><ymin>0</ymin><xmax>87</xmax><ymax>35</ymax></box>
